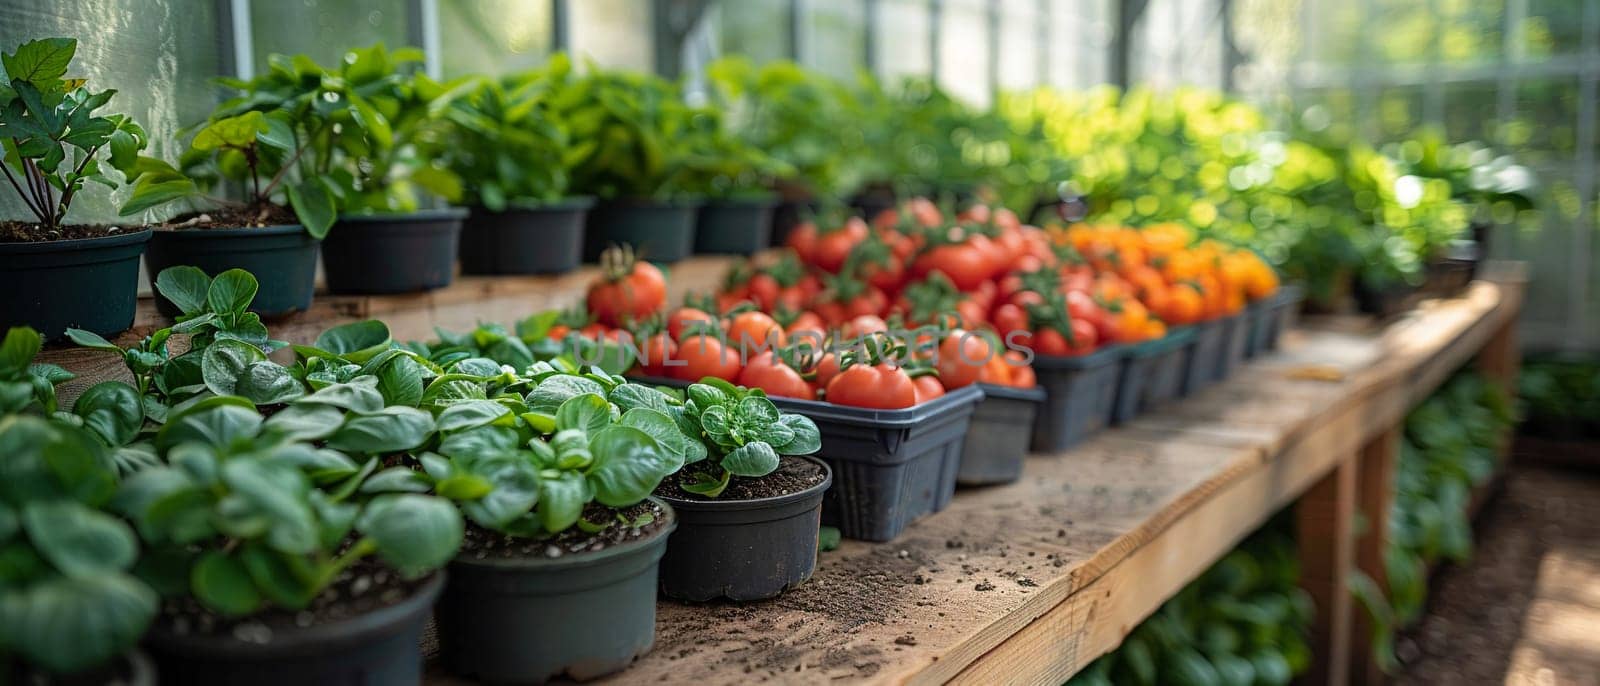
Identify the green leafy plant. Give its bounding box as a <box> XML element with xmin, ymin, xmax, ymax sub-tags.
<box><xmin>0</xmin><ymin>37</ymin><xmax>149</xmax><ymax>233</ymax></box>
<box><xmin>552</xmin><ymin>62</ymin><xmax>711</xmax><ymax>199</ymax></box>
<box><xmin>705</xmin><ymin>57</ymin><xmax>856</xmax><ymax>198</ymax></box>
<box><xmin>113</xmin><ymin>397</ymin><xmax>459</xmax><ymax>617</ymax></box>
<box><xmin>426</xmin><ymin>55</ymin><xmax>588</xmax><ymax>210</ymax></box>
<box><xmin>668</xmin><ymin>378</ymin><xmax>821</xmax><ymax>498</ymax></box>
<box><xmin>0</xmin><ymin>326</ymin><xmax>73</xmax><ymax>414</ymax></box>
<box><xmin>203</xmin><ymin>43</ymin><xmax>459</xmax><ymax>220</ymax></box>
<box><xmin>0</xmin><ymin>414</ymin><xmax>157</xmax><ymax>675</ymax></box>
<box><xmin>118</xmin><ymin>108</ymin><xmax>334</xmax><ymax>236</ymax></box>
<box><xmin>1518</xmin><ymin>354</ymin><xmax>1600</xmax><ymax>438</ymax></box>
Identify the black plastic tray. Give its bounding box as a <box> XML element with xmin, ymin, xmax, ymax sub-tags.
<box><xmin>1245</xmin><ymin>284</ymin><xmax>1303</xmax><ymax>357</ymax></box>
<box><xmin>769</xmin><ymin>387</ymin><xmax>983</xmax><ymax>542</ymax></box>
<box><xmin>1215</xmin><ymin>312</ymin><xmax>1251</xmax><ymax>382</ymax></box>
<box><xmin>958</xmin><ymin>383</ymin><xmax>1046</xmax><ymax>486</ymax></box>
<box><xmin>1111</xmin><ymin>329</ymin><xmax>1195</xmax><ymax>425</ymax></box>
<box><xmin>1029</xmin><ymin>345</ymin><xmax>1126</xmax><ymax>452</ymax></box>
<box><xmin>1179</xmin><ymin>320</ymin><xmax>1225</xmax><ymax>396</ymax></box>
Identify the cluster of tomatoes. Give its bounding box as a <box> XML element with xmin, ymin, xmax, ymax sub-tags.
<box><xmin>573</xmin><ymin>201</ymin><xmax>1281</xmax><ymax>410</ymax></box>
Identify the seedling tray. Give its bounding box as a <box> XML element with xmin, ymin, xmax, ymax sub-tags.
<box><xmin>1111</xmin><ymin>328</ymin><xmax>1196</xmax><ymax>425</ymax></box>
<box><xmin>1216</xmin><ymin>312</ymin><xmax>1251</xmax><ymax>381</ymax></box>
<box><xmin>958</xmin><ymin>383</ymin><xmax>1047</xmax><ymax>486</ymax></box>
<box><xmin>1245</xmin><ymin>284</ymin><xmax>1303</xmax><ymax>357</ymax></box>
<box><xmin>769</xmin><ymin>387</ymin><xmax>983</xmax><ymax>542</ymax></box>
<box><xmin>1029</xmin><ymin>345</ymin><xmax>1126</xmax><ymax>453</ymax></box>
<box><xmin>1178</xmin><ymin>320</ymin><xmax>1225</xmax><ymax>396</ymax></box>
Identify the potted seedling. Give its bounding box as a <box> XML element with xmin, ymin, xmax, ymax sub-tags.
<box><xmin>553</xmin><ymin>63</ymin><xmax>703</xmax><ymax>262</ymax></box>
<box><xmin>687</xmin><ymin>108</ymin><xmax>792</xmax><ymax>255</ymax></box>
<box><xmin>373</xmin><ymin>362</ymin><xmax>683</xmax><ymax>683</ymax></box>
<box><xmin>214</xmin><ymin>44</ymin><xmax>465</xmax><ymax>295</ymax></box>
<box><xmin>429</xmin><ymin>54</ymin><xmax>593</xmax><ymax>275</ymax></box>
<box><xmin>0</xmin><ymin>333</ymin><xmax>159</xmax><ymax>682</ymax></box>
<box><xmin>115</xmin><ymin>398</ymin><xmax>461</xmax><ymax>686</ymax></box>
<box><xmin>651</xmin><ymin>378</ymin><xmax>830</xmax><ymax>601</ymax></box>
<box><xmin>118</xmin><ymin>108</ymin><xmax>330</xmax><ymax>318</ymax></box>
<box><xmin>0</xmin><ymin>37</ymin><xmax>153</xmax><ymax>340</ymax></box>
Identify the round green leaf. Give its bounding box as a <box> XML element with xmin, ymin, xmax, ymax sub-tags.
<box><xmin>21</xmin><ymin>500</ymin><xmax>138</xmax><ymax>576</ymax></box>
<box><xmin>535</xmin><ymin>471</ymin><xmax>592</xmax><ymax>533</ymax></box>
<box><xmin>722</xmin><ymin>441</ymin><xmax>780</xmax><ymax>478</ymax></box>
<box><xmin>585</xmin><ymin>425</ymin><xmax>674</xmax><ymax>507</ymax></box>
<box><xmin>556</xmin><ymin>393</ymin><xmax>614</xmax><ymax>434</ymax></box>
<box><xmin>358</xmin><ymin>494</ymin><xmax>463</xmax><ymax>578</ymax></box>
<box><xmin>326</xmin><ymin>407</ymin><xmax>435</xmax><ymax>454</ymax></box>
<box><xmin>436</xmin><ymin>399</ymin><xmax>512</xmax><ymax>432</ymax></box>
<box><xmin>72</xmin><ymin>381</ymin><xmax>142</xmax><ymax>447</ymax></box>
<box><xmin>190</xmin><ymin>551</ymin><xmax>261</xmax><ymax>616</ymax></box>
<box><xmin>206</xmin><ymin>269</ymin><xmax>260</xmax><ymax>314</ymax></box>
<box><xmin>0</xmin><ymin>573</ymin><xmax>156</xmax><ymax>674</ymax></box>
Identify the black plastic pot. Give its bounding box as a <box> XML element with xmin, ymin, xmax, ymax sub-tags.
<box><xmin>1030</xmin><ymin>346</ymin><xmax>1125</xmax><ymax>452</ymax></box>
<box><xmin>959</xmin><ymin>384</ymin><xmax>1046</xmax><ymax>485</ymax></box>
<box><xmin>1246</xmin><ymin>285</ymin><xmax>1303</xmax><ymax>357</ymax></box>
<box><xmin>583</xmin><ymin>199</ymin><xmax>700</xmax><ymax>263</ymax></box>
<box><xmin>1215</xmin><ymin>312</ymin><xmax>1251</xmax><ymax>382</ymax></box>
<box><xmin>144</xmin><ymin>574</ymin><xmax>442</xmax><ymax>686</ymax></box>
<box><xmin>459</xmin><ymin>198</ymin><xmax>594</xmax><ymax>275</ymax></box>
<box><xmin>0</xmin><ymin>229</ymin><xmax>150</xmax><ymax>341</ymax></box>
<box><xmin>144</xmin><ymin>225</ymin><xmax>318</xmax><ymax>318</ymax></box>
<box><xmin>657</xmin><ymin>457</ymin><xmax>831</xmax><ymax>601</ymax></box>
<box><xmin>321</xmin><ymin>209</ymin><xmax>466</xmax><ymax>295</ymax></box>
<box><xmin>436</xmin><ymin>500</ymin><xmax>676</xmax><ymax>684</ymax></box>
<box><xmin>1353</xmin><ymin>279</ymin><xmax>1419</xmax><ymax>318</ymax></box>
<box><xmin>1179</xmin><ymin>320</ymin><xmax>1226</xmax><ymax>396</ymax></box>
<box><xmin>695</xmin><ymin>197</ymin><xmax>776</xmax><ymax>255</ymax></box>
<box><xmin>770</xmin><ymin>387</ymin><xmax>983</xmax><ymax>542</ymax></box>
<box><xmin>1111</xmin><ymin>329</ymin><xmax>1195</xmax><ymax>425</ymax></box>
<box><xmin>769</xmin><ymin>198</ymin><xmax>820</xmax><ymax>247</ymax></box>
<box><xmin>848</xmin><ymin>189</ymin><xmax>897</xmax><ymax>224</ymax></box>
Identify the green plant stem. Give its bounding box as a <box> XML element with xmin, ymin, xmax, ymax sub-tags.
<box><xmin>261</xmin><ymin>138</ymin><xmax>312</xmax><ymax>199</ymax></box>
<box><xmin>0</xmin><ymin>157</ymin><xmax>48</xmax><ymax>223</ymax></box>
<box><xmin>24</xmin><ymin>159</ymin><xmax>54</xmax><ymax>228</ymax></box>
<box><xmin>318</xmin><ymin>537</ymin><xmax>379</xmax><ymax>589</ymax></box>
<box><xmin>52</xmin><ymin>144</ymin><xmax>102</xmax><ymax>227</ymax></box>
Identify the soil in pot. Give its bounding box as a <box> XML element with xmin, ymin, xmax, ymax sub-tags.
<box><xmin>655</xmin><ymin>457</ymin><xmax>831</xmax><ymax>602</ymax></box>
<box><xmin>0</xmin><ymin>222</ymin><xmax>150</xmax><ymax>340</ymax></box>
<box><xmin>437</xmin><ymin>500</ymin><xmax>674</xmax><ymax>685</ymax></box>
<box><xmin>143</xmin><ymin>558</ymin><xmax>441</xmax><ymax>686</ymax></box>
<box><xmin>144</xmin><ymin>205</ymin><xmax>318</xmax><ymax>319</ymax></box>
<box><xmin>321</xmin><ymin>209</ymin><xmax>465</xmax><ymax>295</ymax></box>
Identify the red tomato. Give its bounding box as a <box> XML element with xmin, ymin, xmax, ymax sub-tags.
<box><xmin>672</xmin><ymin>335</ymin><xmax>742</xmax><ymax>382</ymax></box>
<box><xmin>727</xmin><ymin>311</ymin><xmax>786</xmax><ymax>350</ymax></box>
<box><xmin>637</xmin><ymin>333</ymin><xmax>677</xmax><ymax>378</ymax></box>
<box><xmin>955</xmin><ymin>300</ymin><xmax>989</xmax><ymax>331</ymax></box>
<box><xmin>912</xmin><ymin>375</ymin><xmax>946</xmax><ymax>404</ymax></box>
<box><xmin>1005</xmin><ymin>351</ymin><xmax>1037</xmax><ymax>388</ymax></box>
<box><xmin>666</xmin><ymin>307</ymin><xmax>716</xmax><ymax>341</ymax></box>
<box><xmin>810</xmin><ymin>352</ymin><xmax>842</xmax><ymax>389</ymax></box>
<box><xmin>747</xmin><ymin>273</ymin><xmax>782</xmax><ymax>311</ymax></box>
<box><xmin>579</xmin><ymin>323</ymin><xmax>607</xmax><ymax>339</ymax></box>
<box><xmin>737</xmin><ymin>352</ymin><xmax>813</xmax><ymax>399</ymax></box>
<box><xmin>843</xmin><ymin>314</ymin><xmax>888</xmax><ymax>338</ymax></box>
<box><xmin>913</xmin><ymin>242</ymin><xmax>992</xmax><ymax>292</ymax></box>
<box><xmin>936</xmin><ymin>330</ymin><xmax>992</xmax><ymax>390</ymax></box>
<box><xmin>813</xmin><ymin>218</ymin><xmax>869</xmax><ymax>273</ymax></box>
<box><xmin>547</xmin><ymin>324</ymin><xmax>571</xmax><ymax>341</ymax></box>
<box><xmin>977</xmin><ymin>354</ymin><xmax>1012</xmax><ymax>386</ymax></box>
<box><xmin>785</xmin><ymin>221</ymin><xmax>818</xmax><ymax>264</ymax></box>
<box><xmin>861</xmin><ymin>254</ymin><xmax>906</xmax><ymax>292</ymax></box>
<box><xmin>785</xmin><ymin>311</ymin><xmax>826</xmax><ymax>339</ymax></box>
<box><xmin>586</xmin><ymin>254</ymin><xmax>666</xmax><ymax>328</ymax></box>
<box><xmin>991</xmin><ymin>304</ymin><xmax>1032</xmax><ymax>343</ymax></box>
<box><xmin>825</xmin><ymin>363</ymin><xmax>916</xmax><ymax>409</ymax></box>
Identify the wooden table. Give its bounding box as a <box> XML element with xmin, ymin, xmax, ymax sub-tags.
<box><xmin>38</xmin><ymin>260</ymin><xmax>1525</xmax><ymax>686</ymax></box>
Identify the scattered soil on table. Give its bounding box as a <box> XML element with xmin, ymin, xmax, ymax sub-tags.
<box><xmin>458</xmin><ymin>500</ymin><xmax>667</xmax><ymax>560</ymax></box>
<box><xmin>153</xmin><ymin>556</ymin><xmax>431</xmax><ymax>643</ymax></box>
<box><xmin>156</xmin><ymin>205</ymin><xmax>298</xmax><ymax>230</ymax></box>
<box><xmin>655</xmin><ymin>456</ymin><xmax>825</xmax><ymax>501</ymax></box>
<box><xmin>1394</xmin><ymin>463</ymin><xmax>1600</xmax><ymax>686</ymax></box>
<box><xmin>0</xmin><ymin>221</ymin><xmax>135</xmax><ymax>243</ymax></box>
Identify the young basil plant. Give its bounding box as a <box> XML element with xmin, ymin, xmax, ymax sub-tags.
<box><xmin>671</xmin><ymin>377</ymin><xmax>822</xmax><ymax>498</ymax></box>
<box><xmin>115</xmin><ymin>397</ymin><xmax>460</xmax><ymax>617</ymax></box>
<box><xmin>0</xmin><ymin>414</ymin><xmax>158</xmax><ymax>675</ymax></box>
<box><xmin>363</xmin><ymin>374</ymin><xmax>685</xmax><ymax>538</ymax></box>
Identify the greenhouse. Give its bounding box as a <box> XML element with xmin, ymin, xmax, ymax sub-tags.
<box><xmin>0</xmin><ymin>1</ymin><xmax>1596</xmax><ymax>684</ymax></box>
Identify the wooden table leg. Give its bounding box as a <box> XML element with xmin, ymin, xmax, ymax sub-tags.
<box><xmin>1350</xmin><ymin>428</ymin><xmax>1399</xmax><ymax>685</ymax></box>
<box><xmin>1297</xmin><ymin>456</ymin><xmax>1358</xmax><ymax>686</ymax></box>
<box><xmin>1475</xmin><ymin>318</ymin><xmax>1519</xmax><ymax>397</ymax></box>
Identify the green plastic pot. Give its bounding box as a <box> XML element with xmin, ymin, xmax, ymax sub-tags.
<box><xmin>0</xmin><ymin>228</ymin><xmax>151</xmax><ymax>341</ymax></box>
<box><xmin>435</xmin><ymin>499</ymin><xmax>676</xmax><ymax>684</ymax></box>
<box><xmin>583</xmin><ymin>199</ymin><xmax>700</xmax><ymax>263</ymax></box>
<box><xmin>143</xmin><ymin>574</ymin><xmax>442</xmax><ymax>686</ymax></box>
<box><xmin>143</xmin><ymin>225</ymin><xmax>318</xmax><ymax>318</ymax></box>
<box><xmin>657</xmin><ymin>457</ymin><xmax>831</xmax><ymax>601</ymax></box>
<box><xmin>694</xmin><ymin>197</ymin><xmax>776</xmax><ymax>255</ymax></box>
<box><xmin>321</xmin><ymin>209</ymin><xmax>466</xmax><ymax>295</ymax></box>
<box><xmin>460</xmin><ymin>198</ymin><xmax>594</xmax><ymax>275</ymax></box>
